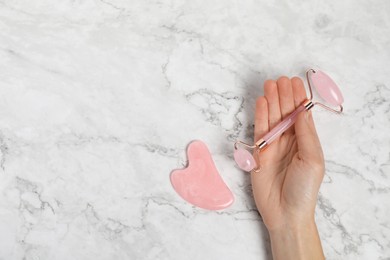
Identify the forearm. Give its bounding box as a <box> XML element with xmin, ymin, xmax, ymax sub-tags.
<box><xmin>269</xmin><ymin>220</ymin><xmax>324</xmax><ymax>260</ymax></box>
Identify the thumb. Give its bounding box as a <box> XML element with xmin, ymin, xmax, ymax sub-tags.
<box><xmin>294</xmin><ymin>111</ymin><xmax>324</xmax><ymax>163</ymax></box>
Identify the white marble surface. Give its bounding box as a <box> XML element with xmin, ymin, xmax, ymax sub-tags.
<box><xmin>0</xmin><ymin>0</ymin><xmax>389</xmax><ymax>259</ymax></box>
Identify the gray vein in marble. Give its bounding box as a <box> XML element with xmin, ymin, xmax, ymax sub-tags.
<box><xmin>1</xmin><ymin>47</ymin><xmax>64</xmax><ymax>77</ymax></box>
<box><xmin>161</xmin><ymin>24</ymin><xmax>204</xmax><ymax>46</ymax></box>
<box><xmin>144</xmin><ymin>196</ymin><xmax>191</xmax><ymax>219</ymax></box>
<box><xmin>357</xmin><ymin>84</ymin><xmax>390</xmax><ymax>124</ymax></box>
<box><xmin>55</xmin><ymin>133</ymin><xmax>122</xmax><ymax>147</ymax></box>
<box><xmin>318</xmin><ymin>194</ymin><xmax>359</xmax><ymax>255</ymax></box>
<box><xmin>186</xmin><ymin>89</ymin><xmax>244</xmax><ymax>140</ymax></box>
<box><xmin>0</xmin><ymin>132</ymin><xmax>9</xmax><ymax>170</ymax></box>
<box><xmin>160</xmin><ymin>23</ymin><xmax>259</xmax><ymax>80</ymax></box>
<box><xmin>11</xmin><ymin>177</ymin><xmax>56</xmax><ymax>249</ymax></box>
<box><xmin>83</xmin><ymin>203</ymin><xmax>133</xmax><ymax>241</ymax></box>
<box><xmin>98</xmin><ymin>0</ymin><xmax>125</xmax><ymax>14</ymax></box>
<box><xmin>137</xmin><ymin>143</ymin><xmax>180</xmax><ymax>158</ymax></box>
<box><xmin>55</xmin><ymin>133</ymin><xmax>181</xmax><ymax>162</ymax></box>
<box><xmin>161</xmin><ymin>57</ymin><xmax>172</xmax><ymax>89</ymax></box>
<box><xmin>16</xmin><ymin>177</ymin><xmax>55</xmax><ymax>215</ymax></box>
<box><xmin>326</xmin><ymin>160</ymin><xmax>390</xmax><ymax>193</ymax></box>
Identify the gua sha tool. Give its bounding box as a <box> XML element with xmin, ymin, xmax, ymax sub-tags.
<box><xmin>234</xmin><ymin>69</ymin><xmax>344</xmax><ymax>172</ymax></box>
<box><xmin>170</xmin><ymin>140</ymin><xmax>234</xmax><ymax>210</ymax></box>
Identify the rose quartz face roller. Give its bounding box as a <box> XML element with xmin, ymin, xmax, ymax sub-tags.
<box><xmin>234</xmin><ymin>69</ymin><xmax>344</xmax><ymax>172</ymax></box>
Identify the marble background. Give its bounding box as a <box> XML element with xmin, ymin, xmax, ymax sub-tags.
<box><xmin>0</xmin><ymin>0</ymin><xmax>389</xmax><ymax>259</ymax></box>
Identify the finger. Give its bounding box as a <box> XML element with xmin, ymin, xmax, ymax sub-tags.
<box><xmin>252</xmin><ymin>91</ymin><xmax>277</xmax><ymax>203</ymax></box>
<box><xmin>264</xmin><ymin>80</ymin><xmax>281</xmax><ymax>128</ymax></box>
<box><xmin>254</xmin><ymin>96</ymin><xmax>269</xmax><ymax>142</ymax></box>
<box><xmin>277</xmin><ymin>76</ymin><xmax>295</xmax><ymax>135</ymax></box>
<box><xmin>252</xmin><ymin>84</ymin><xmax>280</xmax><ymax>209</ymax></box>
<box><xmin>294</xmin><ymin>111</ymin><xmax>324</xmax><ymax>164</ymax></box>
<box><xmin>291</xmin><ymin>76</ymin><xmax>308</xmax><ymax>108</ymax></box>
<box><xmin>292</xmin><ymin>76</ymin><xmax>323</xmax><ymax>162</ymax></box>
<box><xmin>277</xmin><ymin>76</ymin><xmax>295</xmax><ymax>118</ymax></box>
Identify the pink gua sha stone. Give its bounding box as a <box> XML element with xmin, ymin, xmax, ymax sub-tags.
<box><xmin>170</xmin><ymin>140</ymin><xmax>234</xmax><ymax>210</ymax></box>
<box><xmin>310</xmin><ymin>70</ymin><xmax>344</xmax><ymax>106</ymax></box>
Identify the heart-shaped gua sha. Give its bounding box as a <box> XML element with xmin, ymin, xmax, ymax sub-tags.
<box><xmin>170</xmin><ymin>140</ymin><xmax>234</xmax><ymax>210</ymax></box>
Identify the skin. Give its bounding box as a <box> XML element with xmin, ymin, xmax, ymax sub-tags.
<box><xmin>252</xmin><ymin>76</ymin><xmax>325</xmax><ymax>259</ymax></box>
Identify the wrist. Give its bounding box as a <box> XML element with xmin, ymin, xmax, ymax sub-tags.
<box><xmin>269</xmin><ymin>218</ymin><xmax>317</xmax><ymax>241</ymax></box>
<box><xmin>268</xmin><ymin>219</ymin><xmax>324</xmax><ymax>260</ymax></box>
<box><xmin>265</xmin><ymin>210</ymin><xmax>316</xmax><ymax>234</ymax></box>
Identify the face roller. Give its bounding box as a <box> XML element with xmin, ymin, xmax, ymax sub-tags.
<box><xmin>233</xmin><ymin>69</ymin><xmax>344</xmax><ymax>172</ymax></box>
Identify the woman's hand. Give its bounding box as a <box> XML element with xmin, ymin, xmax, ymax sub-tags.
<box><xmin>252</xmin><ymin>76</ymin><xmax>325</xmax><ymax>259</ymax></box>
